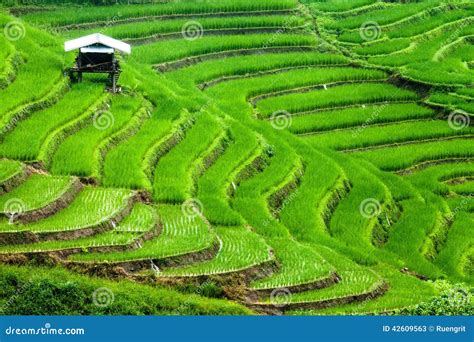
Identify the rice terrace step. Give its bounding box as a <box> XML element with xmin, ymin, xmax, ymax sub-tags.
<box><xmin>0</xmin><ymin>0</ymin><xmax>472</xmax><ymax>325</ymax></box>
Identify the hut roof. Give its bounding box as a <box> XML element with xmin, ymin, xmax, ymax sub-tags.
<box><xmin>64</xmin><ymin>33</ymin><xmax>131</xmax><ymax>54</ymax></box>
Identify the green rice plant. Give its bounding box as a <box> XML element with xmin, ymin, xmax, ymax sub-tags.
<box><xmin>336</xmin><ymin>4</ymin><xmax>473</xmax><ymax>43</ymax></box>
<box><xmin>0</xmin><ymin>232</ymin><xmax>138</xmax><ymax>254</ymax></box>
<box><xmin>325</xmin><ymin>1</ymin><xmax>441</xmax><ymax>30</ymax></box>
<box><xmin>167</xmin><ymin>52</ymin><xmax>349</xmax><ymax>86</ymax></box>
<box><xmin>132</xmin><ymin>34</ymin><xmax>317</xmax><ymax>65</ymax></box>
<box><xmin>383</xmin><ymin>198</ymin><xmax>444</xmax><ymax>278</ymax></box>
<box><xmin>0</xmin><ymin>41</ymin><xmax>63</xmax><ymax>130</ymax></box>
<box><xmin>102</xmin><ymin>117</ymin><xmax>173</xmax><ymax>190</ymax></box>
<box><xmin>49</xmin><ymin>95</ymin><xmax>142</xmax><ymax>177</ymax></box>
<box><xmin>0</xmin><ymin>13</ymin><xmax>64</xmax><ymax>112</ymax></box>
<box><xmin>0</xmin><ymin>174</ymin><xmax>74</xmax><ymax>214</ymax></box>
<box><xmin>0</xmin><ymin>203</ymin><xmax>156</xmax><ymax>254</ymax></box>
<box><xmin>0</xmin><ymin>83</ymin><xmax>105</xmax><ymax>161</ymax></box>
<box><xmin>366</xmin><ymin>23</ymin><xmax>474</xmax><ymax>86</ymax></box>
<box><xmin>256</xmin><ymin>83</ymin><xmax>417</xmax><ymax>117</ymax></box>
<box><xmin>353</xmin><ymin>138</ymin><xmax>474</xmax><ymax>171</ymax></box>
<box><xmin>161</xmin><ymin>226</ymin><xmax>272</xmax><ymax>277</ymax></box>
<box><xmin>209</xmin><ymin>67</ymin><xmax>387</xmax><ymax>102</ymax></box>
<box><xmin>436</xmin><ymin>212</ymin><xmax>474</xmax><ymax>282</ymax></box>
<box><xmin>367</xmin><ymin>24</ymin><xmax>471</xmax><ymax>67</ymax></box>
<box><xmin>403</xmin><ymin>59</ymin><xmax>474</xmax><ymax>87</ymax></box>
<box><xmin>68</xmin><ymin>16</ymin><xmax>307</xmax><ymax>40</ymax></box>
<box><xmin>456</xmin><ymin>87</ymin><xmax>474</xmax><ymax>98</ymax></box>
<box><xmin>405</xmin><ymin>162</ymin><xmax>474</xmax><ymax>195</ymax></box>
<box><xmin>449</xmin><ymin>181</ymin><xmax>474</xmax><ymax>196</ymax></box>
<box><xmin>23</xmin><ymin>0</ymin><xmax>298</xmax><ymax>27</ymax></box>
<box><xmin>196</xmin><ymin>121</ymin><xmax>255</xmax><ymax>226</ymax></box>
<box><xmin>428</xmin><ymin>92</ymin><xmax>474</xmax><ymax>114</ymax></box>
<box><xmin>304</xmin><ymin>0</ymin><xmax>377</xmax><ymax>13</ymax></box>
<box><xmin>305</xmin><ymin>120</ymin><xmax>474</xmax><ymax>151</ymax></box>
<box><xmin>353</xmin><ymin>38</ymin><xmax>411</xmax><ymax>56</ymax></box>
<box><xmin>289</xmin><ymin>103</ymin><xmax>434</xmax><ymax>134</ymax></box>
<box><xmin>327</xmin><ymin>154</ymin><xmax>390</xmax><ymax>253</ymax></box>
<box><xmin>153</xmin><ymin>112</ymin><xmax>222</xmax><ymax>202</ymax></box>
<box><xmin>70</xmin><ymin>204</ymin><xmax>215</xmax><ymax>263</ymax></box>
<box><xmin>0</xmin><ymin>36</ymin><xmax>13</xmax><ymax>74</ymax></box>
<box><xmin>386</xmin><ymin>7</ymin><xmax>474</xmax><ymax>39</ymax></box>
<box><xmin>359</xmin><ymin>157</ymin><xmax>420</xmax><ymax>202</ymax></box>
<box><xmin>0</xmin><ymin>159</ymin><xmax>22</xmax><ymax>184</ymax></box>
<box><xmin>295</xmin><ymin>264</ymin><xmax>436</xmax><ymax>314</ymax></box>
<box><xmin>262</xmin><ymin>245</ymin><xmax>382</xmax><ymax>304</ymax></box>
<box><xmin>251</xmin><ymin>238</ymin><xmax>334</xmax><ymax>290</ymax></box>
<box><xmin>0</xmin><ymin>187</ymin><xmax>133</xmax><ymax>233</ymax></box>
<box><xmin>0</xmin><ymin>36</ymin><xmax>18</xmax><ymax>88</ymax></box>
<box><xmin>278</xmin><ymin>143</ymin><xmax>345</xmax><ymax>240</ymax></box>
<box><xmin>232</xmin><ymin>133</ymin><xmax>299</xmax><ymax>238</ymax></box>
<box><xmin>446</xmin><ymin>195</ymin><xmax>474</xmax><ymax>214</ymax></box>
<box><xmin>115</xmin><ymin>203</ymin><xmax>157</xmax><ymax>233</ymax></box>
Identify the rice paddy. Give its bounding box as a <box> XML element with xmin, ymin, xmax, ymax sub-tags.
<box><xmin>0</xmin><ymin>0</ymin><xmax>472</xmax><ymax>316</ymax></box>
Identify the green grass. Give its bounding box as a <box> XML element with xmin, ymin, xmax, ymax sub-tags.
<box><xmin>70</xmin><ymin>204</ymin><xmax>215</xmax><ymax>263</ymax></box>
<box><xmin>161</xmin><ymin>226</ymin><xmax>272</xmax><ymax>277</ymax></box>
<box><xmin>0</xmin><ymin>174</ymin><xmax>74</xmax><ymax>214</ymax></box>
<box><xmin>0</xmin><ymin>264</ymin><xmax>252</xmax><ymax>315</ymax></box>
<box><xmin>0</xmin><ymin>187</ymin><xmax>133</xmax><ymax>233</ymax></box>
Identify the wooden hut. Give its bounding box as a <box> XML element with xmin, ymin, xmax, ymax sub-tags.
<box><xmin>64</xmin><ymin>33</ymin><xmax>131</xmax><ymax>92</ymax></box>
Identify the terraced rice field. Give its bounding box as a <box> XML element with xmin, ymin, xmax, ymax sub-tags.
<box><xmin>0</xmin><ymin>0</ymin><xmax>472</xmax><ymax>315</ymax></box>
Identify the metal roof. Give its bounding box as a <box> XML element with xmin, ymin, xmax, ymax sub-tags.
<box><xmin>80</xmin><ymin>47</ymin><xmax>114</xmax><ymax>54</ymax></box>
<box><xmin>64</xmin><ymin>33</ymin><xmax>131</xmax><ymax>54</ymax></box>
